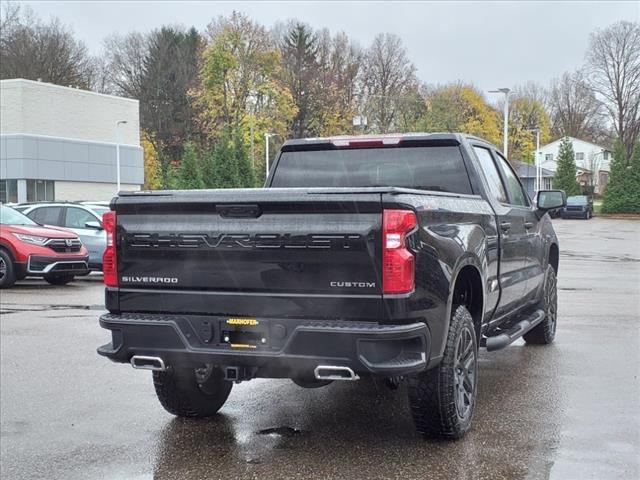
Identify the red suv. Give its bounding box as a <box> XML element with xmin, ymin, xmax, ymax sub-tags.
<box><xmin>0</xmin><ymin>205</ymin><xmax>89</xmax><ymax>288</ymax></box>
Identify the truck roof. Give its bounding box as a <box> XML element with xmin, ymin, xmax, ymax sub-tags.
<box><xmin>281</xmin><ymin>132</ymin><xmax>496</xmax><ymax>152</ymax></box>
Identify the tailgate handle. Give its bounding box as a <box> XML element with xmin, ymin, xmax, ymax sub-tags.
<box><xmin>218</xmin><ymin>204</ymin><xmax>262</xmax><ymax>218</ymax></box>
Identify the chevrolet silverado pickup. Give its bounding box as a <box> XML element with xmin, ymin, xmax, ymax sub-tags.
<box><xmin>98</xmin><ymin>133</ymin><xmax>566</xmax><ymax>439</ymax></box>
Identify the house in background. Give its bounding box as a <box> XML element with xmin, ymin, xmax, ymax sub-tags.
<box><xmin>537</xmin><ymin>136</ymin><xmax>612</xmax><ymax>195</ymax></box>
<box><xmin>0</xmin><ymin>79</ymin><xmax>144</xmax><ymax>204</ymax></box>
<box><xmin>514</xmin><ymin>161</ymin><xmax>555</xmax><ymax>200</ymax></box>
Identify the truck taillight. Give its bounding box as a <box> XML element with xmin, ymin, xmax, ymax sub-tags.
<box><xmin>102</xmin><ymin>211</ymin><xmax>118</xmax><ymax>287</ymax></box>
<box><xmin>382</xmin><ymin>209</ymin><xmax>417</xmax><ymax>294</ymax></box>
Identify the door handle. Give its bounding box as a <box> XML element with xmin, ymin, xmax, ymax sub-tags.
<box><xmin>524</xmin><ymin>222</ymin><xmax>533</xmax><ymax>230</ymax></box>
<box><xmin>500</xmin><ymin>222</ymin><xmax>511</xmax><ymax>232</ymax></box>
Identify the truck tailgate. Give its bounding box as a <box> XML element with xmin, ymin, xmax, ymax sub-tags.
<box><xmin>113</xmin><ymin>189</ymin><xmax>383</xmax><ymax>320</ymax></box>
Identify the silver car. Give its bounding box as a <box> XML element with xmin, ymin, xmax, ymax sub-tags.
<box><xmin>16</xmin><ymin>203</ymin><xmax>109</xmax><ymax>270</ymax></box>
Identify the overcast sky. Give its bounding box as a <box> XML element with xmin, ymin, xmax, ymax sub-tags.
<box><xmin>18</xmin><ymin>1</ymin><xmax>640</xmax><ymax>92</ymax></box>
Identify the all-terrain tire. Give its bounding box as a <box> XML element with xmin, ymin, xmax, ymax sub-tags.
<box><xmin>407</xmin><ymin>305</ymin><xmax>478</xmax><ymax>439</ymax></box>
<box><xmin>44</xmin><ymin>274</ymin><xmax>75</xmax><ymax>285</ymax></box>
<box><xmin>524</xmin><ymin>265</ymin><xmax>558</xmax><ymax>345</ymax></box>
<box><xmin>153</xmin><ymin>365</ymin><xmax>232</xmax><ymax>417</ymax></box>
<box><xmin>0</xmin><ymin>249</ymin><xmax>16</xmax><ymax>289</ymax></box>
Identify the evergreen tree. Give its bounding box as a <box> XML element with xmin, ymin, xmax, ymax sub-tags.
<box><xmin>602</xmin><ymin>139</ymin><xmax>640</xmax><ymax>213</ymax></box>
<box><xmin>200</xmin><ymin>148</ymin><xmax>217</xmax><ymax>189</ymax></box>
<box><xmin>281</xmin><ymin>22</ymin><xmax>318</xmax><ymax>138</ymax></box>
<box><xmin>175</xmin><ymin>143</ymin><xmax>204</xmax><ymax>189</ymax></box>
<box><xmin>210</xmin><ymin>130</ymin><xmax>240</xmax><ymax>188</ymax></box>
<box><xmin>553</xmin><ymin>137</ymin><xmax>581</xmax><ymax>196</ymax></box>
<box><xmin>234</xmin><ymin>130</ymin><xmax>256</xmax><ymax>187</ymax></box>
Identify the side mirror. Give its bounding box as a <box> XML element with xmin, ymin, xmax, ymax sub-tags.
<box><xmin>537</xmin><ymin>190</ymin><xmax>566</xmax><ymax>211</ymax></box>
<box><xmin>85</xmin><ymin>220</ymin><xmax>103</xmax><ymax>230</ymax></box>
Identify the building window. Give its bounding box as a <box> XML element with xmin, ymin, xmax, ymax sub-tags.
<box><xmin>545</xmin><ymin>154</ymin><xmax>553</xmax><ymax>162</ymax></box>
<box><xmin>0</xmin><ymin>180</ymin><xmax>18</xmax><ymax>203</ymax></box>
<box><xmin>543</xmin><ymin>178</ymin><xmax>553</xmax><ymax>190</ymax></box>
<box><xmin>575</xmin><ymin>152</ymin><xmax>584</xmax><ymax>161</ymax></box>
<box><xmin>26</xmin><ymin>180</ymin><xmax>55</xmax><ymax>202</ymax></box>
<box><xmin>603</xmin><ymin>151</ymin><xmax>609</xmax><ymax>161</ymax></box>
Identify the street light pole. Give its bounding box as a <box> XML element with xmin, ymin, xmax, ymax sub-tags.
<box><xmin>527</xmin><ymin>128</ymin><xmax>541</xmax><ymax>191</ymax></box>
<box><xmin>265</xmin><ymin>133</ymin><xmax>274</xmax><ymax>180</ymax></box>
<box><xmin>536</xmin><ymin>129</ymin><xmax>541</xmax><ymax>191</ymax></box>
<box><xmin>489</xmin><ymin>88</ymin><xmax>511</xmax><ymax>157</ymax></box>
<box><xmin>115</xmin><ymin>120</ymin><xmax>128</xmax><ymax>192</ymax></box>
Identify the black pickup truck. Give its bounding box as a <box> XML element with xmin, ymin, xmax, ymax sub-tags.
<box><xmin>98</xmin><ymin>133</ymin><xmax>566</xmax><ymax>439</ymax></box>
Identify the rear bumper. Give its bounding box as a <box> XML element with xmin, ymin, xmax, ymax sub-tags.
<box><xmin>561</xmin><ymin>209</ymin><xmax>587</xmax><ymax>218</ymax></box>
<box><xmin>98</xmin><ymin>313</ymin><xmax>430</xmax><ymax>378</ymax></box>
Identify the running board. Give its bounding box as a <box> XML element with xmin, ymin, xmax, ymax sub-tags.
<box><xmin>484</xmin><ymin>309</ymin><xmax>546</xmax><ymax>352</ymax></box>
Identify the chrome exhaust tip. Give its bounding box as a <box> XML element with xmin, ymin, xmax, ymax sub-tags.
<box><xmin>130</xmin><ymin>355</ymin><xmax>166</xmax><ymax>371</ymax></box>
<box><xmin>314</xmin><ymin>365</ymin><xmax>359</xmax><ymax>381</ymax></box>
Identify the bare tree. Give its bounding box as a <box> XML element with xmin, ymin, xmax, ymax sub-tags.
<box><xmin>586</xmin><ymin>21</ymin><xmax>640</xmax><ymax>160</ymax></box>
<box><xmin>0</xmin><ymin>1</ymin><xmax>20</xmax><ymax>34</ymax></box>
<box><xmin>361</xmin><ymin>33</ymin><xmax>417</xmax><ymax>133</ymax></box>
<box><xmin>0</xmin><ymin>3</ymin><xmax>93</xmax><ymax>88</ymax></box>
<box><xmin>548</xmin><ymin>70</ymin><xmax>607</xmax><ymax>142</ymax></box>
<box><xmin>101</xmin><ymin>32</ymin><xmax>149</xmax><ymax>98</ymax></box>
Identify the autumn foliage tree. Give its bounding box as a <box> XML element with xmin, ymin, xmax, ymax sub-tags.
<box><xmin>141</xmin><ymin>133</ymin><xmax>162</xmax><ymax>189</ymax></box>
<box><xmin>420</xmin><ymin>83</ymin><xmax>501</xmax><ymax>146</ymax></box>
<box><xmin>505</xmin><ymin>85</ymin><xmax>552</xmax><ymax>163</ymax></box>
<box><xmin>199</xmin><ymin>12</ymin><xmax>296</xmax><ymax>183</ymax></box>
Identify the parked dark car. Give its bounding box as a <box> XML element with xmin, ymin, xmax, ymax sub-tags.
<box><xmin>97</xmin><ymin>133</ymin><xmax>566</xmax><ymax>439</ymax></box>
<box><xmin>561</xmin><ymin>195</ymin><xmax>593</xmax><ymax>219</ymax></box>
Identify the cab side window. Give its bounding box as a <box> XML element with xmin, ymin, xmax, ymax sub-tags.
<box><xmin>494</xmin><ymin>152</ymin><xmax>529</xmax><ymax>207</ymax></box>
<box><xmin>473</xmin><ymin>147</ymin><xmax>507</xmax><ymax>204</ymax></box>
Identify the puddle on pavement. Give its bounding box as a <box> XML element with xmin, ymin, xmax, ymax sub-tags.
<box><xmin>561</xmin><ymin>250</ymin><xmax>640</xmax><ymax>262</ymax></box>
<box><xmin>2</xmin><ymin>304</ymin><xmax>104</xmax><ymax>312</ymax></box>
<box><xmin>257</xmin><ymin>426</ymin><xmax>308</xmax><ymax>437</ymax></box>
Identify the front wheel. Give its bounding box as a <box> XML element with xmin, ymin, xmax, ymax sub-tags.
<box><xmin>0</xmin><ymin>250</ymin><xmax>16</xmax><ymax>289</ymax></box>
<box><xmin>524</xmin><ymin>265</ymin><xmax>558</xmax><ymax>345</ymax></box>
<box><xmin>407</xmin><ymin>305</ymin><xmax>478</xmax><ymax>439</ymax></box>
<box><xmin>153</xmin><ymin>365</ymin><xmax>232</xmax><ymax>417</ymax></box>
<box><xmin>44</xmin><ymin>274</ymin><xmax>75</xmax><ymax>285</ymax></box>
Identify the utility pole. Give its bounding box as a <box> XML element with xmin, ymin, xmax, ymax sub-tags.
<box><xmin>489</xmin><ymin>88</ymin><xmax>511</xmax><ymax>157</ymax></box>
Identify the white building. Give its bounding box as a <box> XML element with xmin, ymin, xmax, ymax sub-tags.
<box><xmin>537</xmin><ymin>136</ymin><xmax>612</xmax><ymax>195</ymax></box>
<box><xmin>0</xmin><ymin>79</ymin><xmax>144</xmax><ymax>203</ymax></box>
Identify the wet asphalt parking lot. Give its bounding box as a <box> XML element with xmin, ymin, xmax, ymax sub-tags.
<box><xmin>1</xmin><ymin>217</ymin><xmax>639</xmax><ymax>480</ymax></box>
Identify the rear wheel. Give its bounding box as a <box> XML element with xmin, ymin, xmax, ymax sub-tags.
<box><xmin>407</xmin><ymin>305</ymin><xmax>478</xmax><ymax>439</ymax></box>
<box><xmin>44</xmin><ymin>274</ymin><xmax>75</xmax><ymax>285</ymax></box>
<box><xmin>0</xmin><ymin>250</ymin><xmax>16</xmax><ymax>289</ymax></box>
<box><xmin>524</xmin><ymin>265</ymin><xmax>557</xmax><ymax>345</ymax></box>
<box><xmin>153</xmin><ymin>365</ymin><xmax>232</xmax><ymax>417</ymax></box>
